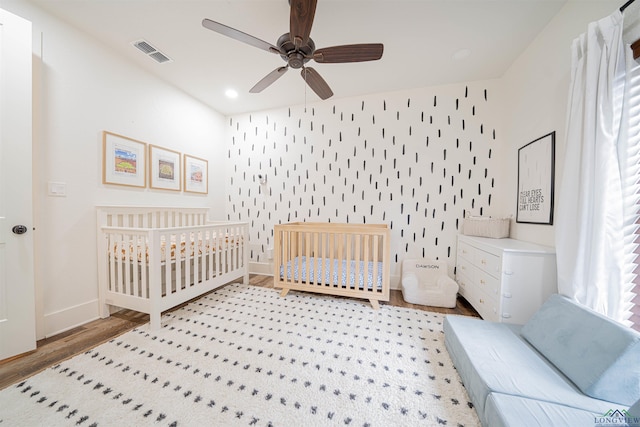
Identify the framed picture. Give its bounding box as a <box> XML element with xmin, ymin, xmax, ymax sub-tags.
<box><xmin>149</xmin><ymin>145</ymin><xmax>181</xmax><ymax>191</ymax></box>
<box><xmin>184</xmin><ymin>154</ymin><xmax>208</xmax><ymax>194</ymax></box>
<box><xmin>516</xmin><ymin>131</ymin><xmax>555</xmax><ymax>224</ymax></box>
<box><xmin>102</xmin><ymin>131</ymin><xmax>147</xmax><ymax>188</ymax></box>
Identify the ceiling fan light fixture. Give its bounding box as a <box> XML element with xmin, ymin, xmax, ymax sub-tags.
<box><xmin>225</xmin><ymin>89</ymin><xmax>239</xmax><ymax>99</ymax></box>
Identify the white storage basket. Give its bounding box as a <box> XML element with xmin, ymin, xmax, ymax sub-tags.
<box><xmin>462</xmin><ymin>216</ymin><xmax>510</xmax><ymax>239</ymax></box>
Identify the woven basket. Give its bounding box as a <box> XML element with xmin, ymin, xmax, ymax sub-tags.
<box><xmin>462</xmin><ymin>216</ymin><xmax>510</xmax><ymax>239</ymax></box>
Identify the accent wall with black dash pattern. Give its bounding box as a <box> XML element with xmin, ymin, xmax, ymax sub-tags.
<box><xmin>225</xmin><ymin>81</ymin><xmax>503</xmax><ymax>279</ymax></box>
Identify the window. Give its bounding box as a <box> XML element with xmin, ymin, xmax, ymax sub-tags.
<box><xmin>626</xmin><ymin>53</ymin><xmax>640</xmax><ymax>332</ymax></box>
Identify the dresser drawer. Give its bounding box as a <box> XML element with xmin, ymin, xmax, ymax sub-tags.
<box><xmin>473</xmin><ymin>248</ymin><xmax>501</xmax><ymax>278</ymax></box>
<box><xmin>468</xmin><ymin>288</ymin><xmax>499</xmax><ymax>322</ymax></box>
<box><xmin>457</xmin><ymin>241</ymin><xmax>474</xmax><ymax>262</ymax></box>
<box><xmin>456</xmin><ymin>256</ymin><xmax>474</xmax><ymax>280</ymax></box>
<box><xmin>476</xmin><ymin>268</ymin><xmax>500</xmax><ymax>298</ymax></box>
<box><xmin>456</xmin><ymin>272</ymin><xmax>472</xmax><ymax>299</ymax></box>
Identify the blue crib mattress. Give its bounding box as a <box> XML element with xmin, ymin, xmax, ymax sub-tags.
<box><xmin>280</xmin><ymin>256</ymin><xmax>384</xmax><ymax>291</ymax></box>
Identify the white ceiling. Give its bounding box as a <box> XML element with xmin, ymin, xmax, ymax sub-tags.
<box><xmin>28</xmin><ymin>0</ymin><xmax>571</xmax><ymax>116</ymax></box>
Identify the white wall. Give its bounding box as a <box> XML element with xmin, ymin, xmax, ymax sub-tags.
<box><xmin>225</xmin><ymin>82</ymin><xmax>505</xmax><ymax>284</ymax></box>
<box><xmin>501</xmin><ymin>0</ymin><xmax>622</xmax><ymax>246</ymax></box>
<box><xmin>2</xmin><ymin>1</ymin><xmax>227</xmax><ymax>338</ymax></box>
<box><xmin>1</xmin><ymin>0</ymin><xmax>634</xmax><ymax>337</ymax></box>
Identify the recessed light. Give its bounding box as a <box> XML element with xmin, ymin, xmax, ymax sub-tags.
<box><xmin>452</xmin><ymin>48</ymin><xmax>472</xmax><ymax>61</ymax></box>
<box><xmin>225</xmin><ymin>89</ymin><xmax>238</xmax><ymax>99</ymax></box>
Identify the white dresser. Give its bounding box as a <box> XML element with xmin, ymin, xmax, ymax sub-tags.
<box><xmin>455</xmin><ymin>235</ymin><xmax>557</xmax><ymax>324</ymax></box>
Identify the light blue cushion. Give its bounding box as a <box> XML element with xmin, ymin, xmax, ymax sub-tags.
<box><xmin>484</xmin><ymin>393</ymin><xmax>603</xmax><ymax>427</ymax></box>
<box><xmin>444</xmin><ymin>315</ymin><xmax>615</xmax><ymax>425</ymax></box>
<box><xmin>630</xmin><ymin>398</ymin><xmax>640</xmax><ymax>419</ymax></box>
<box><xmin>521</xmin><ymin>294</ymin><xmax>640</xmax><ymax>406</ymax></box>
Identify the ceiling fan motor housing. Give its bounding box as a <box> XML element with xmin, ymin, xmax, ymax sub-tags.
<box><xmin>277</xmin><ymin>33</ymin><xmax>314</xmax><ymax>69</ymax></box>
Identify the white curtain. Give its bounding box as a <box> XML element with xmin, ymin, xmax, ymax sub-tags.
<box><xmin>556</xmin><ymin>10</ymin><xmax>636</xmax><ymax>324</ymax></box>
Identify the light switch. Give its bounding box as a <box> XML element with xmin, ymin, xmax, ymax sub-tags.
<box><xmin>48</xmin><ymin>182</ymin><xmax>66</xmax><ymax>197</ymax></box>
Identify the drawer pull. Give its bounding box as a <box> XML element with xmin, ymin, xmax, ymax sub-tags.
<box><xmin>479</xmin><ymin>298</ymin><xmax>484</xmax><ymax>304</ymax></box>
<box><xmin>480</xmin><ymin>279</ymin><xmax>485</xmax><ymax>285</ymax></box>
<box><xmin>481</xmin><ymin>259</ymin><xmax>487</xmax><ymax>265</ymax></box>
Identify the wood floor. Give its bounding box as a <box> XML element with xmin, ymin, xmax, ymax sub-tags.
<box><xmin>0</xmin><ymin>274</ymin><xmax>479</xmax><ymax>391</ymax></box>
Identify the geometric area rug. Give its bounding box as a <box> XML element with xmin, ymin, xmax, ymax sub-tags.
<box><xmin>0</xmin><ymin>283</ymin><xmax>481</xmax><ymax>426</ymax></box>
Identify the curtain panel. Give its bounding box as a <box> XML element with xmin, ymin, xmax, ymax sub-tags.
<box><xmin>556</xmin><ymin>10</ymin><xmax>636</xmax><ymax>324</ymax></box>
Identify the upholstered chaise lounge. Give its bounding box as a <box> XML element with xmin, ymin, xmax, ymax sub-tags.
<box><xmin>444</xmin><ymin>294</ymin><xmax>640</xmax><ymax>427</ymax></box>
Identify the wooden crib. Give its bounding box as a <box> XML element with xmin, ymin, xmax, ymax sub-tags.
<box><xmin>97</xmin><ymin>206</ymin><xmax>249</xmax><ymax>329</ymax></box>
<box><xmin>273</xmin><ymin>222</ymin><xmax>391</xmax><ymax>308</ymax></box>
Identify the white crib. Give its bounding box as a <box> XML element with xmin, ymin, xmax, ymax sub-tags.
<box><xmin>97</xmin><ymin>206</ymin><xmax>249</xmax><ymax>330</ymax></box>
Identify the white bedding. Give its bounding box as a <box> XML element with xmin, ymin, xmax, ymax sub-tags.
<box><xmin>111</xmin><ymin>233</ymin><xmax>239</xmax><ymax>263</ymax></box>
<box><xmin>280</xmin><ymin>256</ymin><xmax>384</xmax><ymax>290</ymax></box>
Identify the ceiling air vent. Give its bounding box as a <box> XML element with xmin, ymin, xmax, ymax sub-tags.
<box><xmin>132</xmin><ymin>39</ymin><xmax>173</xmax><ymax>64</ymax></box>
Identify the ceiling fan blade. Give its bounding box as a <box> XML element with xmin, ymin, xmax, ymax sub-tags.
<box><xmin>313</xmin><ymin>44</ymin><xmax>384</xmax><ymax>63</ymax></box>
<box><xmin>250</xmin><ymin>66</ymin><xmax>289</xmax><ymax>93</ymax></box>
<box><xmin>290</xmin><ymin>0</ymin><xmax>317</xmax><ymax>48</ymax></box>
<box><xmin>202</xmin><ymin>18</ymin><xmax>280</xmax><ymax>54</ymax></box>
<box><xmin>301</xmin><ymin>67</ymin><xmax>333</xmax><ymax>100</ymax></box>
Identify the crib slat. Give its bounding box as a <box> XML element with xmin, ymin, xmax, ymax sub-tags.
<box><xmin>354</xmin><ymin>236</ymin><xmax>361</xmax><ymax>291</ymax></box>
<box><xmin>140</xmin><ymin>234</ymin><xmax>145</xmax><ymax>297</ymax></box>
<box><xmin>124</xmin><ymin>233</ymin><xmax>133</xmax><ymax>296</ymax></box>
<box><xmin>296</xmin><ymin>231</ymin><xmax>303</xmax><ymax>285</ymax></box>
<box><xmin>226</xmin><ymin>226</ymin><xmax>232</xmax><ymax>275</ymax></box>
<box><xmin>117</xmin><ymin>235</ymin><xmax>125</xmax><ymax>294</ymax></box>
<box><xmin>372</xmin><ymin>235</ymin><xmax>379</xmax><ymax>293</ymax></box>
<box><xmin>132</xmin><ymin>234</ymin><xmax>140</xmax><ymax>298</ymax></box>
<box><xmin>336</xmin><ymin>233</ymin><xmax>343</xmax><ymax>289</ymax></box>
<box><xmin>109</xmin><ymin>234</ymin><xmax>119</xmax><ymax>293</ymax></box>
<box><xmin>186</xmin><ymin>230</ymin><xmax>193</xmax><ymax>289</ymax></box>
<box><xmin>346</xmin><ymin>234</ymin><xmax>352</xmax><ymax>290</ymax></box>
<box><xmin>208</xmin><ymin>227</ymin><xmax>213</xmax><ymax>279</ymax></box>
<box><xmin>305</xmin><ymin>232</ymin><xmax>311</xmax><ymax>286</ymax></box>
<box><xmin>193</xmin><ymin>229</ymin><xmax>199</xmax><ymax>286</ymax></box>
<box><xmin>215</xmin><ymin>229</ymin><xmax>221</xmax><ymax>277</ymax></box>
<box><xmin>148</xmin><ymin>229</ymin><xmax>162</xmax><ymax>329</ymax></box>
<box><xmin>321</xmin><ymin>232</ymin><xmax>327</xmax><ymax>287</ymax></box>
<box><xmin>177</xmin><ymin>231</ymin><xmax>185</xmax><ymax>292</ymax></box>
<box><xmin>221</xmin><ymin>227</ymin><xmax>227</xmax><ymax>274</ymax></box>
<box><xmin>363</xmin><ymin>234</ymin><xmax>370</xmax><ymax>293</ymax></box>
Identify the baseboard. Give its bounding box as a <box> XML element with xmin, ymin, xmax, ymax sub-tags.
<box><xmin>249</xmin><ymin>262</ymin><xmax>274</xmax><ymax>276</ymax></box>
<box><xmin>43</xmin><ymin>299</ymin><xmax>100</xmax><ymax>338</ymax></box>
<box><xmin>390</xmin><ymin>274</ymin><xmax>401</xmax><ymax>291</ymax></box>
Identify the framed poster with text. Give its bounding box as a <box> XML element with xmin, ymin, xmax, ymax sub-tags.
<box><xmin>516</xmin><ymin>131</ymin><xmax>555</xmax><ymax>225</ymax></box>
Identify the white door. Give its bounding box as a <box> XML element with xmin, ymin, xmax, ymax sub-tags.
<box><xmin>0</xmin><ymin>8</ymin><xmax>35</xmax><ymax>361</ymax></box>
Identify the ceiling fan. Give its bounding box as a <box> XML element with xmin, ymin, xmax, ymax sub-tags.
<box><xmin>202</xmin><ymin>0</ymin><xmax>384</xmax><ymax>100</ymax></box>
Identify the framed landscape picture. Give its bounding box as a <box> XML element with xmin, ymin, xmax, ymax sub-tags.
<box><xmin>149</xmin><ymin>145</ymin><xmax>181</xmax><ymax>191</ymax></box>
<box><xmin>184</xmin><ymin>154</ymin><xmax>208</xmax><ymax>194</ymax></box>
<box><xmin>516</xmin><ymin>131</ymin><xmax>555</xmax><ymax>225</ymax></box>
<box><xmin>102</xmin><ymin>131</ymin><xmax>147</xmax><ymax>188</ymax></box>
